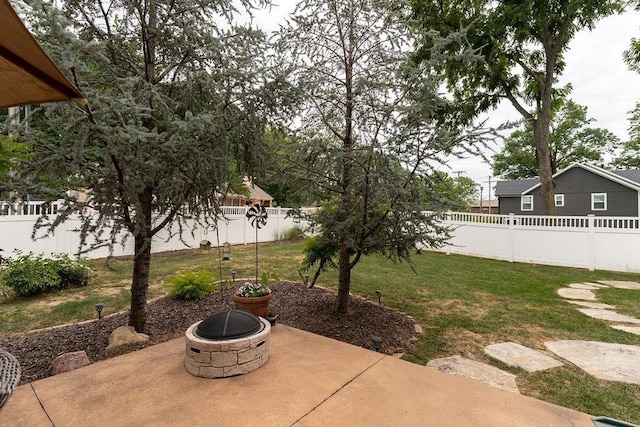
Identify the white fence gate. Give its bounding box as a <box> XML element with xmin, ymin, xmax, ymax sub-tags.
<box><xmin>440</xmin><ymin>212</ymin><xmax>640</xmax><ymax>273</ymax></box>
<box><xmin>0</xmin><ymin>205</ymin><xmax>306</xmax><ymax>259</ymax></box>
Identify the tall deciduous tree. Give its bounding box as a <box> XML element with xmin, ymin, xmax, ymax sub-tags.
<box><xmin>611</xmin><ymin>102</ymin><xmax>640</xmax><ymax>169</ymax></box>
<box><xmin>278</xmin><ymin>0</ymin><xmax>486</xmax><ymax>312</ymax></box>
<box><xmin>619</xmin><ymin>6</ymin><xmax>640</xmax><ymax>169</ymax></box>
<box><xmin>411</xmin><ymin>0</ymin><xmax>624</xmax><ymax>214</ymax></box>
<box><xmin>7</xmin><ymin>0</ymin><xmax>291</xmax><ymax>332</ymax></box>
<box><xmin>493</xmin><ymin>100</ymin><xmax>618</xmax><ymax>179</ymax></box>
<box><xmin>422</xmin><ymin>173</ymin><xmax>478</xmax><ymax>211</ymax></box>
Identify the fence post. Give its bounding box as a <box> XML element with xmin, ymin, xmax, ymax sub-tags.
<box><xmin>445</xmin><ymin>211</ymin><xmax>451</xmax><ymax>255</ymax></box>
<box><xmin>588</xmin><ymin>214</ymin><xmax>595</xmax><ymax>271</ymax></box>
<box><xmin>277</xmin><ymin>206</ymin><xmax>281</xmax><ymax>239</ymax></box>
<box><xmin>243</xmin><ymin>205</ymin><xmax>248</xmax><ymax>245</ymax></box>
<box><xmin>508</xmin><ymin>213</ymin><xmax>515</xmax><ymax>263</ymax></box>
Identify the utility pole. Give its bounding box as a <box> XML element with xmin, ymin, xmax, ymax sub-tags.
<box><xmin>478</xmin><ymin>185</ymin><xmax>483</xmax><ymax>213</ymax></box>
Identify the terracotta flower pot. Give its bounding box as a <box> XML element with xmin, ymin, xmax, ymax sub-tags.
<box><xmin>232</xmin><ymin>293</ymin><xmax>273</xmax><ymax>318</ymax></box>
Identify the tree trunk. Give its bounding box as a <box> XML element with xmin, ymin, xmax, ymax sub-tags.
<box><xmin>128</xmin><ymin>188</ymin><xmax>153</xmax><ymax>332</ymax></box>
<box><xmin>336</xmin><ymin>244</ymin><xmax>351</xmax><ymax>313</ymax></box>
<box><xmin>129</xmin><ymin>234</ymin><xmax>151</xmax><ymax>332</ymax></box>
<box><xmin>335</xmin><ymin>20</ymin><xmax>355</xmax><ymax>314</ymax></box>
<box><xmin>534</xmin><ymin>115</ymin><xmax>556</xmax><ymax>216</ymax></box>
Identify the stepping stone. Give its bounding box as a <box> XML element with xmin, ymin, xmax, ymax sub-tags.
<box><xmin>568</xmin><ymin>283</ymin><xmax>602</xmax><ymax>290</ymax></box>
<box><xmin>577</xmin><ymin>309</ymin><xmax>640</xmax><ymax>324</ymax></box>
<box><xmin>426</xmin><ymin>355</ymin><xmax>519</xmax><ymax>393</ymax></box>
<box><xmin>582</xmin><ymin>282</ymin><xmax>609</xmax><ymax>288</ymax></box>
<box><xmin>557</xmin><ymin>288</ymin><xmax>596</xmax><ymax>301</ymax></box>
<box><xmin>484</xmin><ymin>342</ymin><xmax>563</xmax><ymax>372</ymax></box>
<box><xmin>566</xmin><ymin>300</ymin><xmax>615</xmax><ymax>309</ymax></box>
<box><xmin>545</xmin><ymin>340</ymin><xmax>640</xmax><ymax>384</ymax></box>
<box><xmin>610</xmin><ymin>325</ymin><xmax>640</xmax><ymax>336</ymax></box>
<box><xmin>598</xmin><ymin>281</ymin><xmax>640</xmax><ymax>290</ymax></box>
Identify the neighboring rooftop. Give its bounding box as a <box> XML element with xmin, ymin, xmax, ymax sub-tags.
<box><xmin>494</xmin><ymin>178</ymin><xmax>539</xmax><ymax>196</ymax></box>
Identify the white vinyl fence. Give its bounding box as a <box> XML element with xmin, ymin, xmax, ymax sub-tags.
<box><xmin>439</xmin><ymin>212</ymin><xmax>640</xmax><ymax>273</ymax></box>
<box><xmin>0</xmin><ymin>204</ymin><xmax>306</xmax><ymax>259</ymax></box>
<box><xmin>3</xmin><ymin>202</ymin><xmax>640</xmax><ymax>273</ymax></box>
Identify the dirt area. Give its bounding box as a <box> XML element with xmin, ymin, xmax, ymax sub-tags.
<box><xmin>0</xmin><ymin>281</ymin><xmax>416</xmax><ymax>385</ymax></box>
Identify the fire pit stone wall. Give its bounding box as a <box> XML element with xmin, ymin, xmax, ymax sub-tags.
<box><xmin>185</xmin><ymin>317</ymin><xmax>271</xmax><ymax>378</ymax></box>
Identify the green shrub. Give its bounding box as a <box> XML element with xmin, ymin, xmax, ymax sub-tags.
<box><xmin>0</xmin><ymin>252</ymin><xmax>90</xmax><ymax>296</ymax></box>
<box><xmin>54</xmin><ymin>254</ymin><xmax>90</xmax><ymax>287</ymax></box>
<box><xmin>167</xmin><ymin>270</ymin><xmax>214</xmax><ymax>300</ymax></box>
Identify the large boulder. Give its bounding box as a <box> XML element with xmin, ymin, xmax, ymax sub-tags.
<box><xmin>51</xmin><ymin>351</ymin><xmax>90</xmax><ymax>375</ymax></box>
<box><xmin>106</xmin><ymin>326</ymin><xmax>149</xmax><ymax>351</ymax></box>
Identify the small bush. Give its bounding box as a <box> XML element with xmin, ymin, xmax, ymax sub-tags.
<box><xmin>275</xmin><ymin>226</ymin><xmax>305</xmax><ymax>241</ymax></box>
<box><xmin>54</xmin><ymin>254</ymin><xmax>91</xmax><ymax>288</ymax></box>
<box><xmin>0</xmin><ymin>252</ymin><xmax>90</xmax><ymax>296</ymax></box>
<box><xmin>167</xmin><ymin>270</ymin><xmax>214</xmax><ymax>300</ymax></box>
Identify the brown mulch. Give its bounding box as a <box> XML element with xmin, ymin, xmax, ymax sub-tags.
<box><xmin>0</xmin><ymin>282</ymin><xmax>417</xmax><ymax>385</ymax></box>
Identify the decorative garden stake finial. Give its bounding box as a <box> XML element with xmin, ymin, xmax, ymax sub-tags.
<box><xmin>246</xmin><ymin>204</ymin><xmax>268</xmax><ymax>284</ymax></box>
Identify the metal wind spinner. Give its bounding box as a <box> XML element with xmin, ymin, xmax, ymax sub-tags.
<box><xmin>246</xmin><ymin>204</ymin><xmax>268</xmax><ymax>229</ymax></box>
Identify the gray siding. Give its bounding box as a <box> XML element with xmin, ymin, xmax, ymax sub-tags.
<box><xmin>498</xmin><ymin>168</ymin><xmax>639</xmax><ymax>216</ymax></box>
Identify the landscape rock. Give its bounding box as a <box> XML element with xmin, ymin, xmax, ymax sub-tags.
<box><xmin>557</xmin><ymin>288</ymin><xmax>596</xmax><ymax>300</ymax></box>
<box><xmin>545</xmin><ymin>340</ymin><xmax>640</xmax><ymax>384</ymax></box>
<box><xmin>484</xmin><ymin>342</ymin><xmax>563</xmax><ymax>372</ymax></box>
<box><xmin>51</xmin><ymin>351</ymin><xmax>90</xmax><ymax>375</ymax></box>
<box><xmin>106</xmin><ymin>326</ymin><xmax>150</xmax><ymax>351</ymax></box>
<box><xmin>426</xmin><ymin>355</ymin><xmax>519</xmax><ymax>393</ymax></box>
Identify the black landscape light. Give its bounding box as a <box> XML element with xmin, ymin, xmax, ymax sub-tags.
<box><xmin>375</xmin><ymin>290</ymin><xmax>382</xmax><ymax>306</ymax></box>
<box><xmin>231</xmin><ymin>270</ymin><xmax>236</xmax><ymax>283</ymax></box>
<box><xmin>94</xmin><ymin>303</ymin><xmax>105</xmax><ymax>319</ymax></box>
<box><xmin>372</xmin><ymin>336</ymin><xmax>382</xmax><ymax>352</ymax></box>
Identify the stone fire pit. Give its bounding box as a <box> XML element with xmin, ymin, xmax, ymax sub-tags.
<box><xmin>185</xmin><ymin>310</ymin><xmax>271</xmax><ymax>378</ymax></box>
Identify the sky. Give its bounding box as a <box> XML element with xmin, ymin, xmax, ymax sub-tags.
<box><xmin>248</xmin><ymin>3</ymin><xmax>640</xmax><ymax>200</ymax></box>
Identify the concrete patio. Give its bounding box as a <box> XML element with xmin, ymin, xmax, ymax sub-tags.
<box><xmin>0</xmin><ymin>324</ymin><xmax>594</xmax><ymax>426</ymax></box>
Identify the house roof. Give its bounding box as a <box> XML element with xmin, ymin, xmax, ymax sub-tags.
<box><xmin>224</xmin><ymin>178</ymin><xmax>273</xmax><ymax>201</ymax></box>
<box><xmin>246</xmin><ymin>182</ymin><xmax>272</xmax><ymax>201</ymax></box>
<box><xmin>494</xmin><ymin>178</ymin><xmax>539</xmax><ymax>196</ymax></box>
<box><xmin>495</xmin><ymin>163</ymin><xmax>640</xmax><ymax>197</ymax></box>
<box><xmin>611</xmin><ymin>168</ymin><xmax>640</xmax><ymax>184</ymax></box>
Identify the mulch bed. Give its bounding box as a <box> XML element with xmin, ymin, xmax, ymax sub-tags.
<box><xmin>0</xmin><ymin>281</ymin><xmax>417</xmax><ymax>385</ymax></box>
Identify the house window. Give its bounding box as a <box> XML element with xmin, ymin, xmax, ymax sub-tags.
<box><xmin>521</xmin><ymin>195</ymin><xmax>533</xmax><ymax>211</ymax></box>
<box><xmin>591</xmin><ymin>193</ymin><xmax>607</xmax><ymax>211</ymax></box>
<box><xmin>555</xmin><ymin>194</ymin><xmax>564</xmax><ymax>207</ymax></box>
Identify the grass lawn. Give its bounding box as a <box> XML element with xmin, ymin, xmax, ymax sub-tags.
<box><xmin>1</xmin><ymin>240</ymin><xmax>640</xmax><ymax>422</ymax></box>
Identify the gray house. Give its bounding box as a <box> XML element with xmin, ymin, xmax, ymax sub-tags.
<box><xmin>495</xmin><ymin>163</ymin><xmax>640</xmax><ymax>216</ymax></box>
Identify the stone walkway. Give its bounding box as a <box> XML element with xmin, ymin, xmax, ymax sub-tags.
<box><xmin>559</xmin><ymin>281</ymin><xmax>640</xmax><ymax>336</ymax></box>
<box><xmin>428</xmin><ymin>280</ymin><xmax>640</xmax><ymax>393</ymax></box>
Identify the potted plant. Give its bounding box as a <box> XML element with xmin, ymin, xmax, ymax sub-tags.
<box><xmin>232</xmin><ymin>279</ymin><xmax>273</xmax><ymax>318</ymax></box>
